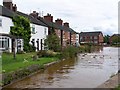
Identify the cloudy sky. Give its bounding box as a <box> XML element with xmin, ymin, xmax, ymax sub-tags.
<box><xmin>0</xmin><ymin>0</ymin><xmax>119</xmax><ymax>35</ymax></box>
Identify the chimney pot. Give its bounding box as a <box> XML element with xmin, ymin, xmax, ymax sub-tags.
<box><xmin>55</xmin><ymin>18</ymin><xmax>63</xmax><ymax>25</ymax></box>
<box><xmin>64</xmin><ymin>22</ymin><xmax>69</xmax><ymax>28</ymax></box>
<box><xmin>3</xmin><ymin>0</ymin><xmax>13</xmax><ymax>10</ymax></box>
<box><xmin>12</xmin><ymin>4</ymin><xmax>17</xmax><ymax>12</ymax></box>
<box><xmin>44</xmin><ymin>13</ymin><xmax>53</xmax><ymax>22</ymax></box>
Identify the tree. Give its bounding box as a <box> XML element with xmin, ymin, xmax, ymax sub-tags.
<box><xmin>111</xmin><ymin>36</ymin><xmax>120</xmax><ymax>45</ymax></box>
<box><xmin>104</xmin><ymin>35</ymin><xmax>110</xmax><ymax>44</ymax></box>
<box><xmin>45</xmin><ymin>30</ymin><xmax>61</xmax><ymax>52</ymax></box>
<box><xmin>10</xmin><ymin>15</ymin><xmax>32</xmax><ymax>52</ymax></box>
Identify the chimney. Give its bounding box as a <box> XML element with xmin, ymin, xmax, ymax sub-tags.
<box><xmin>64</xmin><ymin>22</ymin><xmax>69</xmax><ymax>28</ymax></box>
<box><xmin>30</xmin><ymin>11</ymin><xmax>39</xmax><ymax>18</ymax></box>
<box><xmin>55</xmin><ymin>19</ymin><xmax>63</xmax><ymax>25</ymax></box>
<box><xmin>44</xmin><ymin>13</ymin><xmax>53</xmax><ymax>22</ymax></box>
<box><xmin>12</xmin><ymin>4</ymin><xmax>17</xmax><ymax>12</ymax></box>
<box><xmin>3</xmin><ymin>0</ymin><xmax>13</xmax><ymax>10</ymax></box>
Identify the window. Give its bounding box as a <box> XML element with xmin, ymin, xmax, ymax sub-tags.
<box><xmin>90</xmin><ymin>36</ymin><xmax>92</xmax><ymax>40</ymax></box>
<box><xmin>94</xmin><ymin>36</ymin><xmax>98</xmax><ymax>39</ymax></box>
<box><xmin>31</xmin><ymin>25</ymin><xmax>35</xmax><ymax>34</ymax></box>
<box><xmin>80</xmin><ymin>37</ymin><xmax>82</xmax><ymax>40</ymax></box>
<box><xmin>44</xmin><ymin>28</ymin><xmax>47</xmax><ymax>35</ymax></box>
<box><xmin>0</xmin><ymin>19</ymin><xmax>2</xmax><ymax>27</ymax></box>
<box><xmin>0</xmin><ymin>37</ymin><xmax>9</xmax><ymax>49</ymax></box>
<box><xmin>94</xmin><ymin>41</ymin><xmax>98</xmax><ymax>44</ymax></box>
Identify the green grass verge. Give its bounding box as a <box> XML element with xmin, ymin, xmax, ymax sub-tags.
<box><xmin>2</xmin><ymin>52</ymin><xmax>58</xmax><ymax>73</ymax></box>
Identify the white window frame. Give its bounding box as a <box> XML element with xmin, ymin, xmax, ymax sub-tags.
<box><xmin>31</xmin><ymin>25</ymin><xmax>35</xmax><ymax>34</ymax></box>
<box><xmin>0</xmin><ymin>36</ymin><xmax>9</xmax><ymax>49</ymax></box>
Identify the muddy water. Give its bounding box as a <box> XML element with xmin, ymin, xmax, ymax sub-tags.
<box><xmin>4</xmin><ymin>47</ymin><xmax>119</xmax><ymax>88</ymax></box>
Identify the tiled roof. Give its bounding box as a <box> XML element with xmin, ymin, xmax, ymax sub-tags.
<box><xmin>112</xmin><ymin>34</ymin><xmax>120</xmax><ymax>37</ymax></box>
<box><xmin>0</xmin><ymin>5</ymin><xmax>77</xmax><ymax>33</ymax></box>
<box><xmin>37</xmin><ymin>17</ymin><xmax>69</xmax><ymax>32</ymax></box>
<box><xmin>0</xmin><ymin>5</ymin><xmax>16</xmax><ymax>18</ymax></box>
<box><xmin>79</xmin><ymin>31</ymin><xmax>103</xmax><ymax>36</ymax></box>
<box><xmin>0</xmin><ymin>5</ymin><xmax>47</xmax><ymax>27</ymax></box>
<box><xmin>16</xmin><ymin>11</ymin><xmax>47</xmax><ymax>27</ymax></box>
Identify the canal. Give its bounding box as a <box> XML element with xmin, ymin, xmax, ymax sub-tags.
<box><xmin>4</xmin><ymin>47</ymin><xmax>119</xmax><ymax>88</ymax></box>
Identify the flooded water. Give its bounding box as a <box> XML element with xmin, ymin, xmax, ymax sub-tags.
<box><xmin>3</xmin><ymin>47</ymin><xmax>119</xmax><ymax>88</ymax></box>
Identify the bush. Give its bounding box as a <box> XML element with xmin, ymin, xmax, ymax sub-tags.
<box><xmin>61</xmin><ymin>46</ymin><xmax>78</xmax><ymax>59</ymax></box>
<box><xmin>37</xmin><ymin>50</ymin><xmax>58</xmax><ymax>58</ymax></box>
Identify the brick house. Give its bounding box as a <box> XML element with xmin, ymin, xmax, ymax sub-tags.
<box><xmin>33</xmin><ymin>12</ymin><xmax>77</xmax><ymax>47</ymax></box>
<box><xmin>109</xmin><ymin>34</ymin><xmax>120</xmax><ymax>44</ymax></box>
<box><xmin>79</xmin><ymin>31</ymin><xmax>103</xmax><ymax>45</ymax></box>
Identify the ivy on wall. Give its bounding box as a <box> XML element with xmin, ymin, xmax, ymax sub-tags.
<box><xmin>10</xmin><ymin>15</ymin><xmax>33</xmax><ymax>52</ymax></box>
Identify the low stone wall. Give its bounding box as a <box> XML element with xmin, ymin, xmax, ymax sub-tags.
<box><xmin>2</xmin><ymin>60</ymin><xmax>60</xmax><ymax>87</ymax></box>
<box><xmin>1</xmin><ymin>53</ymin><xmax>73</xmax><ymax>88</ymax></box>
<box><xmin>2</xmin><ymin>64</ymin><xmax>42</xmax><ymax>86</ymax></box>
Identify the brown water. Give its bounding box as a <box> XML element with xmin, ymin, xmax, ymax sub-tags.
<box><xmin>3</xmin><ymin>47</ymin><xmax>119</xmax><ymax>88</ymax></box>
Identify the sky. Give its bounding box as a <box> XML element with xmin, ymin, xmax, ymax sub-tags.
<box><xmin>0</xmin><ymin>0</ymin><xmax>119</xmax><ymax>35</ymax></box>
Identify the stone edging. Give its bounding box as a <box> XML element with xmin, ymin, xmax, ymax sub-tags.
<box><xmin>2</xmin><ymin>59</ymin><xmax>63</xmax><ymax>88</ymax></box>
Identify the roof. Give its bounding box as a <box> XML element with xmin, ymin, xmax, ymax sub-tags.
<box><xmin>0</xmin><ymin>5</ymin><xmax>77</xmax><ymax>33</ymax></box>
<box><xmin>16</xmin><ymin>11</ymin><xmax>47</xmax><ymax>27</ymax></box>
<box><xmin>111</xmin><ymin>34</ymin><xmax>120</xmax><ymax>37</ymax></box>
<box><xmin>37</xmin><ymin>16</ymin><xmax>77</xmax><ymax>33</ymax></box>
<box><xmin>79</xmin><ymin>31</ymin><xmax>103</xmax><ymax>37</ymax></box>
<box><xmin>37</xmin><ymin>16</ymin><xmax>68</xmax><ymax>31</ymax></box>
<box><xmin>0</xmin><ymin>5</ymin><xmax>47</xmax><ymax>27</ymax></box>
<box><xmin>0</xmin><ymin>5</ymin><xmax>16</xmax><ymax>18</ymax></box>
<box><xmin>0</xmin><ymin>33</ymin><xmax>22</xmax><ymax>39</ymax></box>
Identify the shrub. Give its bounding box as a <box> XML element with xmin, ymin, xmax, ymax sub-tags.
<box><xmin>37</xmin><ymin>50</ymin><xmax>47</xmax><ymax>58</ymax></box>
<box><xmin>37</xmin><ymin>50</ymin><xmax>58</xmax><ymax>58</ymax></box>
<box><xmin>61</xmin><ymin>46</ymin><xmax>78</xmax><ymax>59</ymax></box>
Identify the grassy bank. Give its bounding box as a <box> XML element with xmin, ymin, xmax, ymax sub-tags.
<box><xmin>2</xmin><ymin>52</ymin><xmax>59</xmax><ymax>86</ymax></box>
<box><xmin>2</xmin><ymin>52</ymin><xmax>58</xmax><ymax>73</ymax></box>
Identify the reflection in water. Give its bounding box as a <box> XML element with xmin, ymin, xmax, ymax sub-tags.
<box><xmin>4</xmin><ymin>47</ymin><xmax>118</xmax><ymax>88</ymax></box>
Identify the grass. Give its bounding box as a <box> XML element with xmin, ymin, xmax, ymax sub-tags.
<box><xmin>116</xmin><ymin>85</ymin><xmax>120</xmax><ymax>90</ymax></box>
<box><xmin>2</xmin><ymin>52</ymin><xmax>58</xmax><ymax>73</ymax></box>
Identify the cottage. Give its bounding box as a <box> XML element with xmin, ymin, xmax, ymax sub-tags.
<box><xmin>79</xmin><ymin>31</ymin><xmax>103</xmax><ymax>45</ymax></box>
<box><xmin>30</xmin><ymin>12</ymin><xmax>78</xmax><ymax>47</ymax></box>
<box><xmin>1</xmin><ymin>0</ymin><xmax>78</xmax><ymax>52</ymax></box>
<box><xmin>0</xmin><ymin>0</ymin><xmax>48</xmax><ymax>52</ymax></box>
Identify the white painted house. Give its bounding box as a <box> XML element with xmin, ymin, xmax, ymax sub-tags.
<box><xmin>0</xmin><ymin>0</ymin><xmax>48</xmax><ymax>52</ymax></box>
<box><xmin>0</xmin><ymin>5</ymin><xmax>21</xmax><ymax>53</ymax></box>
<box><xmin>17</xmin><ymin>11</ymin><xmax>48</xmax><ymax>51</ymax></box>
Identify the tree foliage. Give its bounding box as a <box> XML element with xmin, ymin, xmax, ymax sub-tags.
<box><xmin>10</xmin><ymin>15</ymin><xmax>32</xmax><ymax>52</ymax></box>
<box><xmin>104</xmin><ymin>35</ymin><xmax>110</xmax><ymax>44</ymax></box>
<box><xmin>45</xmin><ymin>30</ymin><xmax>61</xmax><ymax>52</ymax></box>
<box><xmin>111</xmin><ymin>36</ymin><xmax>120</xmax><ymax>44</ymax></box>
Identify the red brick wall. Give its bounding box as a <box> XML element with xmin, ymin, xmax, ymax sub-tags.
<box><xmin>44</xmin><ymin>14</ymin><xmax>53</xmax><ymax>22</ymax></box>
<box><xmin>98</xmin><ymin>33</ymin><xmax>104</xmax><ymax>44</ymax></box>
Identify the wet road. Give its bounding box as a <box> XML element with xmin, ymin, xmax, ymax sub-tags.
<box><xmin>4</xmin><ymin>47</ymin><xmax>119</xmax><ymax>88</ymax></box>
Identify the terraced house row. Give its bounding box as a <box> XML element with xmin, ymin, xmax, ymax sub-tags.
<box><xmin>0</xmin><ymin>0</ymin><xmax>79</xmax><ymax>53</ymax></box>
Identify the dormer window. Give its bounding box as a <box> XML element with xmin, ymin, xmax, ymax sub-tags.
<box><xmin>0</xmin><ymin>19</ymin><xmax>2</xmax><ymax>27</ymax></box>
